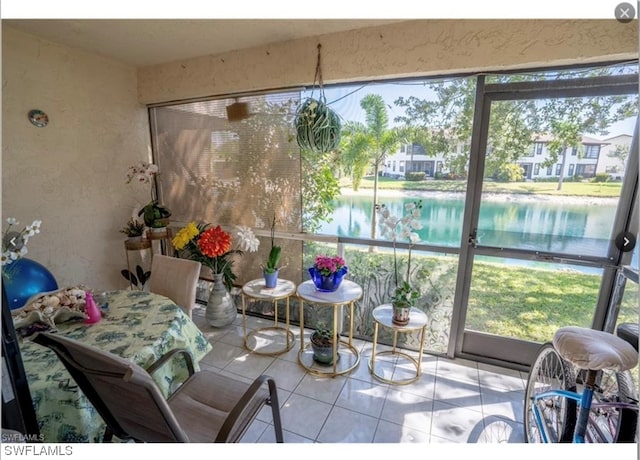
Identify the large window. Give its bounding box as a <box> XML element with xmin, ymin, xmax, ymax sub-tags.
<box><xmin>576</xmin><ymin>164</ymin><xmax>596</xmax><ymax>177</ymax></box>
<box><xmin>584</xmin><ymin>144</ymin><xmax>601</xmax><ymax>158</ymax></box>
<box><xmin>149</xmin><ymin>62</ymin><xmax>638</xmax><ymax>365</ymax></box>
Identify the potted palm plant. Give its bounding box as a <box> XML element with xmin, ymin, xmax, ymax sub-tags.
<box><xmin>310</xmin><ymin>321</ymin><xmax>339</xmax><ymax>365</ymax></box>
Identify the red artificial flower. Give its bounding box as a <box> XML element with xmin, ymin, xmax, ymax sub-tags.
<box><xmin>197</xmin><ymin>225</ymin><xmax>231</xmax><ymax>258</ymax></box>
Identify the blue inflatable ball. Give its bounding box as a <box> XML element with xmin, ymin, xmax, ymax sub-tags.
<box><xmin>2</xmin><ymin>258</ymin><xmax>59</xmax><ymax>310</ymax></box>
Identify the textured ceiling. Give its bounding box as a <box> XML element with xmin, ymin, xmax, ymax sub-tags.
<box><xmin>3</xmin><ymin>19</ymin><xmax>405</xmax><ymax>67</ymax></box>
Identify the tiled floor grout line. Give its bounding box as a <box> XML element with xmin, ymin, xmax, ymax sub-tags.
<box><xmin>194</xmin><ymin>309</ymin><xmax>527</xmax><ymax>443</ymax></box>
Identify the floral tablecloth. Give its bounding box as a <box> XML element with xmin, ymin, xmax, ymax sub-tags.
<box><xmin>18</xmin><ymin>290</ymin><xmax>212</xmax><ymax>443</ymax></box>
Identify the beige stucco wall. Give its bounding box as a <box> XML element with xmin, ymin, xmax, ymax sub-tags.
<box><xmin>138</xmin><ymin>19</ymin><xmax>638</xmax><ymax>104</ymax></box>
<box><xmin>2</xmin><ymin>27</ymin><xmax>151</xmax><ymax>290</ymax></box>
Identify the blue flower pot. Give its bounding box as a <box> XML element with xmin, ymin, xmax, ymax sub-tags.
<box><xmin>263</xmin><ymin>269</ymin><xmax>279</xmax><ymax>289</ymax></box>
<box><xmin>308</xmin><ymin>266</ymin><xmax>348</xmax><ymax>292</ymax></box>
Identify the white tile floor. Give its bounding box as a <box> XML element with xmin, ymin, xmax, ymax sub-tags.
<box><xmin>191</xmin><ymin>306</ymin><xmax>527</xmax><ymax>443</ymax></box>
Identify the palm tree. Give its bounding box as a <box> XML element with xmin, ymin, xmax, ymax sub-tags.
<box><xmin>340</xmin><ymin>94</ymin><xmax>401</xmax><ymax>239</ymax></box>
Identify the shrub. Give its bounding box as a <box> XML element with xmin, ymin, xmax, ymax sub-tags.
<box><xmin>591</xmin><ymin>173</ymin><xmax>610</xmax><ymax>183</ymax></box>
<box><xmin>441</xmin><ymin>172</ymin><xmax>466</xmax><ymax>180</ymax></box>
<box><xmin>494</xmin><ymin>163</ymin><xmax>524</xmax><ymax>182</ymax></box>
<box><xmin>406</xmin><ymin>171</ymin><xmax>426</xmax><ymax>181</ymax></box>
<box><xmin>532</xmin><ymin>176</ymin><xmax>585</xmax><ymax>183</ymax></box>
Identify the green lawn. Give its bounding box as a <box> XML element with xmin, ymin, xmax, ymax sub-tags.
<box><xmin>469</xmin><ymin>261</ymin><xmax>637</xmax><ymax>342</ymax></box>
<box><xmin>341</xmin><ymin>176</ymin><xmax>622</xmax><ymax>198</ymax></box>
<box><xmin>309</xmin><ymin>230</ymin><xmax>636</xmax><ymax>346</ymax></box>
<box><xmin>468</xmin><ymin>261</ymin><xmax>601</xmax><ymax>343</ymax></box>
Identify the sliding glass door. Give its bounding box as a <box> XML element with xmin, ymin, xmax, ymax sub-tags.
<box><xmin>453</xmin><ymin>71</ymin><xmax>638</xmax><ymax>367</ymax></box>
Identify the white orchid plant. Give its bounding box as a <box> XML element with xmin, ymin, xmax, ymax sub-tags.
<box><xmin>126</xmin><ymin>161</ymin><xmax>171</xmax><ymax>228</ymax></box>
<box><xmin>1</xmin><ymin>217</ymin><xmax>42</xmax><ymax>268</ymax></box>
<box><xmin>125</xmin><ymin>161</ymin><xmax>158</xmax><ymax>185</ymax></box>
<box><xmin>376</xmin><ymin>200</ymin><xmax>423</xmax><ymax>308</ymax></box>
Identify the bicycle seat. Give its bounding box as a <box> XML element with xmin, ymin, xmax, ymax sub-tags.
<box><xmin>616</xmin><ymin>322</ymin><xmax>638</xmax><ymax>352</ymax></box>
<box><xmin>553</xmin><ymin>326</ymin><xmax>637</xmax><ymax>372</ymax></box>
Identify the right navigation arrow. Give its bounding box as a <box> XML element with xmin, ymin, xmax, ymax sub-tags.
<box><xmin>615</xmin><ymin>231</ymin><xmax>636</xmax><ymax>252</ymax></box>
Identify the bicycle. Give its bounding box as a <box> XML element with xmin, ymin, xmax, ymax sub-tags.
<box><xmin>524</xmin><ymin>323</ymin><xmax>639</xmax><ymax>443</ymax></box>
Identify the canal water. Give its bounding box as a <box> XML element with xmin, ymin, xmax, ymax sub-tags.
<box><xmin>319</xmin><ymin>192</ymin><xmax>618</xmax><ymax>259</ymax></box>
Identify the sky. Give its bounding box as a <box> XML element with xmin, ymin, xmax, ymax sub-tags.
<box><xmin>305</xmin><ymin>73</ymin><xmax>637</xmax><ymax>139</ymax></box>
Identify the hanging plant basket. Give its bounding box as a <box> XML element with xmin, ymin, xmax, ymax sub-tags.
<box><xmin>295</xmin><ymin>97</ymin><xmax>341</xmax><ymax>153</ymax></box>
<box><xmin>294</xmin><ymin>44</ymin><xmax>341</xmax><ymax>154</ymax></box>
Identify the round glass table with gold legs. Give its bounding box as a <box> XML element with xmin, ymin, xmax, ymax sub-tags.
<box><xmin>241</xmin><ymin>278</ymin><xmax>296</xmax><ymax>355</ymax></box>
<box><xmin>297</xmin><ymin>279</ymin><xmax>363</xmax><ymax>377</ymax></box>
<box><xmin>369</xmin><ymin>304</ymin><xmax>428</xmax><ymax>385</ymax></box>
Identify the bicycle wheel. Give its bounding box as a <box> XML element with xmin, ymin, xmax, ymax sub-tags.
<box><xmin>524</xmin><ymin>343</ymin><xmax>577</xmax><ymax>442</ymax></box>
<box><xmin>574</xmin><ymin>368</ymin><xmax>638</xmax><ymax>443</ymax></box>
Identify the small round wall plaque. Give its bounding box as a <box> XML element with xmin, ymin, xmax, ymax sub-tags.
<box><xmin>28</xmin><ymin>109</ymin><xmax>49</xmax><ymax>128</ymax></box>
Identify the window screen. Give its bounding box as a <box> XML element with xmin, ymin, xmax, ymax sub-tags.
<box><xmin>149</xmin><ymin>91</ymin><xmax>303</xmax><ymax>284</ymax></box>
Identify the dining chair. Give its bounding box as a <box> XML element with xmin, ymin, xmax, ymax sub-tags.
<box><xmin>32</xmin><ymin>332</ymin><xmax>284</xmax><ymax>443</ymax></box>
<box><xmin>147</xmin><ymin>255</ymin><xmax>201</xmax><ymax>318</ymax></box>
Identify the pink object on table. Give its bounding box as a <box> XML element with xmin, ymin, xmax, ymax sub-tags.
<box><xmin>84</xmin><ymin>291</ymin><xmax>102</xmax><ymax>324</ymax></box>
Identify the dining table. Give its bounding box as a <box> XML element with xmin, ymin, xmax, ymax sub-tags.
<box><xmin>17</xmin><ymin>289</ymin><xmax>213</xmax><ymax>443</ymax></box>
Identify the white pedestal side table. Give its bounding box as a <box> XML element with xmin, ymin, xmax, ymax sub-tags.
<box><xmin>241</xmin><ymin>278</ymin><xmax>296</xmax><ymax>355</ymax></box>
<box><xmin>296</xmin><ymin>279</ymin><xmax>363</xmax><ymax>377</ymax></box>
<box><xmin>369</xmin><ymin>304</ymin><xmax>428</xmax><ymax>385</ymax></box>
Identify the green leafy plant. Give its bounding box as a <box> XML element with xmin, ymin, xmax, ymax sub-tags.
<box><xmin>120</xmin><ymin>264</ymin><xmax>151</xmax><ymax>290</ymax></box>
<box><xmin>391</xmin><ymin>280</ymin><xmax>421</xmax><ymax>308</ymax></box>
<box><xmin>264</xmin><ymin>246</ymin><xmax>281</xmax><ymax>274</ymax></box>
<box><xmin>310</xmin><ymin>320</ymin><xmax>340</xmax><ymax>364</ymax></box>
<box><xmin>294</xmin><ymin>45</ymin><xmax>341</xmax><ymax>154</ymax></box>
<box><xmin>311</xmin><ymin>321</ymin><xmax>336</xmax><ymax>347</ymax></box>
<box><xmin>119</xmin><ymin>218</ymin><xmax>145</xmax><ymax>237</ymax></box>
<box><xmin>295</xmin><ymin>97</ymin><xmax>341</xmax><ymax>153</ymax></box>
<box><xmin>139</xmin><ymin>202</ymin><xmax>171</xmax><ymax>228</ymax></box>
